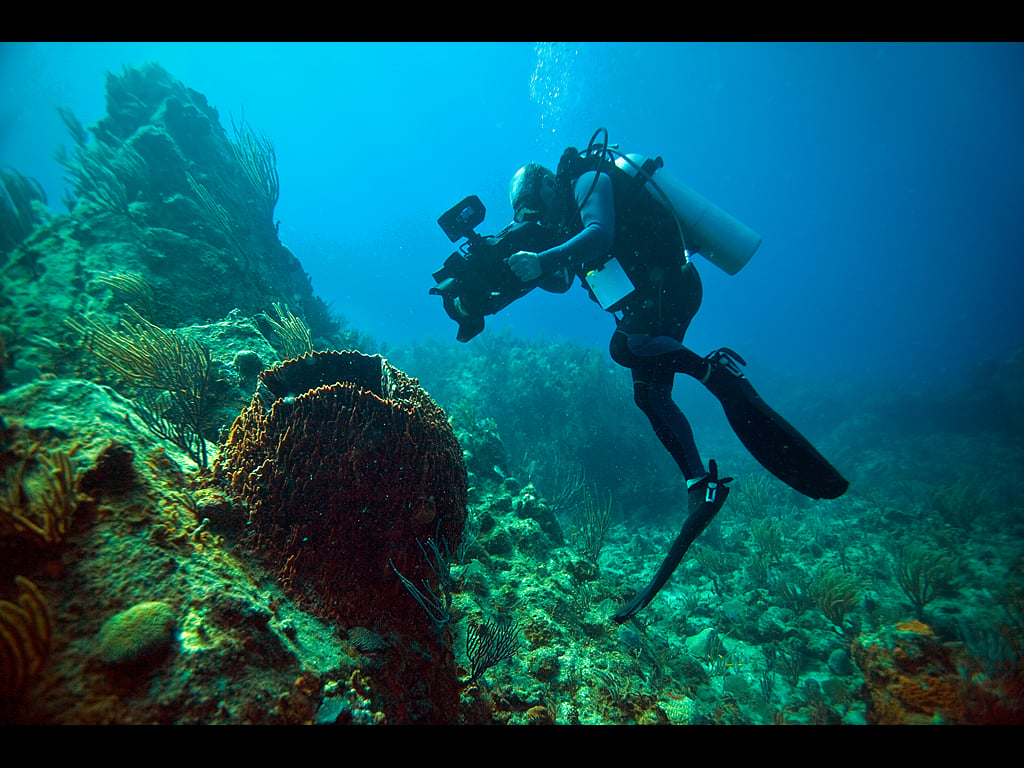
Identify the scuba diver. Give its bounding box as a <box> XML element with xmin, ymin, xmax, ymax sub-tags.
<box><xmin>503</xmin><ymin>128</ymin><xmax>848</xmax><ymax>623</ymax></box>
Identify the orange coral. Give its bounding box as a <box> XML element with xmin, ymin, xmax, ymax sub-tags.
<box><xmin>896</xmin><ymin>619</ymin><xmax>934</xmax><ymax>635</ymax></box>
<box><xmin>891</xmin><ymin>672</ymin><xmax>966</xmax><ymax>723</ymax></box>
<box><xmin>853</xmin><ymin>622</ymin><xmax>973</xmax><ymax>724</ymax></box>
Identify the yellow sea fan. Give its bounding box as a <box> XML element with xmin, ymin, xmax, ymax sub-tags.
<box><xmin>0</xmin><ymin>576</ymin><xmax>51</xmax><ymax>700</ymax></box>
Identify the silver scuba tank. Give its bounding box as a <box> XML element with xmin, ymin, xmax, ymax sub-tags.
<box><xmin>613</xmin><ymin>152</ymin><xmax>762</xmax><ymax>276</ymax></box>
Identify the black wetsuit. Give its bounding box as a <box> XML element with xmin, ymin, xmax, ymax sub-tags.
<box><xmin>536</xmin><ymin>151</ymin><xmax>711</xmax><ymax>482</ymax></box>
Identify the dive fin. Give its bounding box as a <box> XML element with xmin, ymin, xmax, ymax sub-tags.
<box><xmin>613</xmin><ymin>460</ymin><xmax>731</xmax><ymax>624</ymax></box>
<box><xmin>702</xmin><ymin>348</ymin><xmax>848</xmax><ymax>500</ymax></box>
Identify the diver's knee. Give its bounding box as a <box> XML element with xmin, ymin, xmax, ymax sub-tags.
<box><xmin>646</xmin><ymin>385</ymin><xmax>675</xmax><ymax>414</ymax></box>
<box><xmin>635</xmin><ymin>381</ymin><xmax>678</xmax><ymax>419</ymax></box>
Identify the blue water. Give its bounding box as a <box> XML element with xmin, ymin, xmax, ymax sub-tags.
<box><xmin>3</xmin><ymin>42</ymin><xmax>1022</xmax><ymax>390</ymax></box>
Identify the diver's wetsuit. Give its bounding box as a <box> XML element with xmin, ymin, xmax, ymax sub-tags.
<box><xmin>531</xmin><ymin>150</ymin><xmax>846</xmax><ymax>622</ymax></box>
<box><xmin>537</xmin><ymin>167</ymin><xmax>711</xmax><ymax>482</ymax></box>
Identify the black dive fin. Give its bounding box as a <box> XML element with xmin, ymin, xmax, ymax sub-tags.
<box><xmin>702</xmin><ymin>349</ymin><xmax>848</xmax><ymax>500</ymax></box>
<box><xmin>613</xmin><ymin>461</ymin><xmax>731</xmax><ymax>624</ymax></box>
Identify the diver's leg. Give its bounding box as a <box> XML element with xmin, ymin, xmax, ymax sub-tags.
<box><xmin>609</xmin><ymin>328</ymin><xmax>735</xmax><ymax>622</ymax></box>
<box><xmin>630</xmin><ymin>366</ymin><xmax>707</xmax><ymax>481</ymax></box>
<box><xmin>614</xmin><ymin>327</ymin><xmax>846</xmax><ymax>498</ymax></box>
<box><xmin>610</xmin><ymin>335</ymin><xmax>708</xmax><ymax>483</ymax></box>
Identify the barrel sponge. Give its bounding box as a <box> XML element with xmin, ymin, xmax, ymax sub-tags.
<box><xmin>212</xmin><ymin>350</ymin><xmax>468</xmax><ymax>630</ymax></box>
<box><xmin>213</xmin><ymin>351</ymin><xmax>468</xmax><ymax>723</ymax></box>
<box><xmin>95</xmin><ymin>601</ymin><xmax>176</xmax><ymax>664</ymax></box>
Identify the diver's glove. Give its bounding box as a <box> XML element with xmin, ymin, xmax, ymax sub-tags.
<box><xmin>612</xmin><ymin>460</ymin><xmax>732</xmax><ymax>624</ymax></box>
<box><xmin>506</xmin><ymin>251</ymin><xmax>543</xmax><ymax>282</ymax></box>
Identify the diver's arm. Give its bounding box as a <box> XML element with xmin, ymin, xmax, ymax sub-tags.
<box><xmin>537</xmin><ymin>170</ymin><xmax>615</xmax><ymax>273</ymax></box>
<box><xmin>506</xmin><ymin>170</ymin><xmax>614</xmax><ymax>284</ymax></box>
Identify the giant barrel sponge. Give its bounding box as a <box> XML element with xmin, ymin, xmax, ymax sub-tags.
<box><xmin>214</xmin><ymin>350</ymin><xmax>467</xmax><ymax>633</ymax></box>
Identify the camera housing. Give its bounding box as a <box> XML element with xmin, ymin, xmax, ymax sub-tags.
<box><xmin>438</xmin><ymin>195</ymin><xmax>486</xmax><ymax>243</ymax></box>
<box><xmin>430</xmin><ymin>196</ymin><xmax>562</xmax><ymax>342</ymax></box>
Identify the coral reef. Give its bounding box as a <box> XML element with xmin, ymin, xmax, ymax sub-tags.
<box><xmin>50</xmin><ymin>63</ymin><xmax>307</xmax><ymax>323</ymax></box>
<box><xmin>0</xmin><ymin>378</ymin><xmax>354</xmax><ymax>725</ymax></box>
<box><xmin>1</xmin><ymin>61</ymin><xmax>337</xmax><ymax>401</ymax></box>
<box><xmin>398</xmin><ymin>331</ymin><xmax>684</xmax><ymax>522</ymax></box>
<box><xmin>1</xmin><ymin>61</ymin><xmax>1021</xmax><ymax>726</ymax></box>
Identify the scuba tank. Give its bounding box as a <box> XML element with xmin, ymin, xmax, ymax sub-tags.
<box><xmin>612</xmin><ymin>151</ymin><xmax>762</xmax><ymax>276</ymax></box>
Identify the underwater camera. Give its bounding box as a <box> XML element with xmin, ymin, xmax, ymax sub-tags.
<box><xmin>430</xmin><ymin>195</ymin><xmax>562</xmax><ymax>342</ymax></box>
